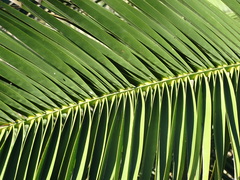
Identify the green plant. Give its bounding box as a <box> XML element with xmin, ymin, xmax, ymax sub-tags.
<box><xmin>0</xmin><ymin>0</ymin><xmax>239</xmax><ymax>179</ymax></box>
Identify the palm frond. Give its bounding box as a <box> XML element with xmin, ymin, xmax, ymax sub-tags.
<box><xmin>0</xmin><ymin>0</ymin><xmax>240</xmax><ymax>179</ymax></box>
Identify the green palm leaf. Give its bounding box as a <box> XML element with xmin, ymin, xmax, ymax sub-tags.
<box><xmin>0</xmin><ymin>0</ymin><xmax>239</xmax><ymax>179</ymax></box>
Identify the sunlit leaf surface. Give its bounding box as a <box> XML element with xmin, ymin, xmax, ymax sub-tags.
<box><xmin>0</xmin><ymin>0</ymin><xmax>239</xmax><ymax>179</ymax></box>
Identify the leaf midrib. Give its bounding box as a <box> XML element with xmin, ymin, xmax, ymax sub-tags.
<box><xmin>0</xmin><ymin>62</ymin><xmax>239</xmax><ymax>130</ymax></box>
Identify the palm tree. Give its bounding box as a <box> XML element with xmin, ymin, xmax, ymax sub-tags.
<box><xmin>0</xmin><ymin>0</ymin><xmax>239</xmax><ymax>179</ymax></box>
